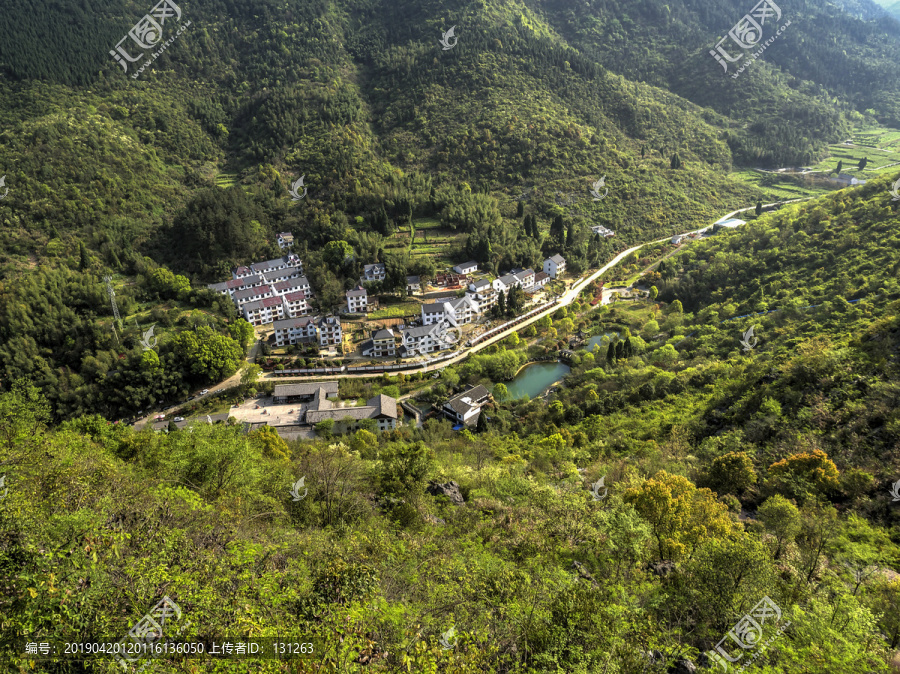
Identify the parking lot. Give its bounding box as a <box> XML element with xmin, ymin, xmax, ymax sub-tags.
<box><xmin>226</xmin><ymin>395</ymin><xmax>361</xmax><ymax>426</ymax></box>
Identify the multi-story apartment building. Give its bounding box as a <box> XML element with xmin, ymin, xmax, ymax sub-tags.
<box><xmin>401</xmin><ymin>323</ymin><xmax>447</xmax><ymax>356</ymax></box>
<box><xmin>281</xmin><ymin>291</ymin><xmax>310</xmax><ymax>317</ymax></box>
<box><xmin>233</xmin><ymin>284</ymin><xmax>274</xmax><ymax>308</ymax></box>
<box><xmin>513</xmin><ymin>268</ymin><xmax>535</xmax><ymax>291</ymax></box>
<box><xmin>317</xmin><ymin>316</ymin><xmax>342</xmax><ymax>346</ymax></box>
<box><xmin>276</xmin><ymin>232</ymin><xmax>294</xmax><ymax>249</ymax></box>
<box><xmin>243</xmin><ymin>296</ymin><xmax>286</xmax><ymax>326</ymax></box>
<box><xmin>362</xmin><ymin>329</ymin><xmax>396</xmax><ymax>358</ymax></box>
<box><xmin>273</xmin><ymin>316</ymin><xmax>317</xmax><ymax>346</ymax></box>
<box><xmin>543</xmin><ymin>254</ymin><xmax>566</xmax><ymax>278</ymax></box>
<box><xmin>346</xmin><ymin>286</ymin><xmax>368</xmax><ymax>313</ymax></box>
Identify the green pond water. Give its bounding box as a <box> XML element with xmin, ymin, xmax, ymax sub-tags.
<box><xmin>504</xmin><ymin>361</ymin><xmax>571</xmax><ymax>400</ymax></box>
<box><xmin>586</xmin><ymin>332</ymin><xmax>620</xmax><ymax>351</ymax></box>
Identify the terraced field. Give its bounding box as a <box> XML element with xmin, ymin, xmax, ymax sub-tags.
<box><xmin>729</xmin><ymin>169</ymin><xmax>830</xmax><ymax>200</ymax></box>
<box><xmin>383</xmin><ymin>217</ymin><xmax>466</xmax><ymax>268</ymax></box>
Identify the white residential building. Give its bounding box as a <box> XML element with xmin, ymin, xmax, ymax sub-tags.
<box><xmin>466</xmin><ymin>279</ymin><xmax>497</xmax><ymax>313</ymax></box>
<box><xmin>317</xmin><ymin>316</ymin><xmax>342</xmax><ymax>346</ymax></box>
<box><xmin>346</xmin><ymin>286</ymin><xmax>368</xmax><ymax>313</ymax></box>
<box><xmin>361</xmin><ymin>329</ymin><xmax>396</xmax><ymax>358</ymax></box>
<box><xmin>281</xmin><ymin>291</ymin><xmax>310</xmax><ymax>317</ymax></box>
<box><xmin>261</xmin><ymin>266</ymin><xmax>302</xmax><ymax>285</ymax></box>
<box><xmin>543</xmin><ymin>254</ymin><xmax>566</xmax><ymax>279</ymax></box>
<box><xmin>362</xmin><ymin>263</ymin><xmax>386</xmax><ymax>282</ymax></box>
<box><xmin>449</xmin><ymin>295</ymin><xmax>478</xmax><ymax>324</ymax></box>
<box><xmin>492</xmin><ymin>273</ymin><xmax>519</xmax><ymax>294</ymax></box>
<box><xmin>442</xmin><ymin>385</ymin><xmax>492</xmax><ymax>427</ymax></box>
<box><xmin>532</xmin><ymin>271</ymin><xmax>550</xmax><ymax>290</ymax></box>
<box><xmin>243</xmin><ymin>296</ymin><xmax>286</xmax><ymax>326</ymax></box>
<box><xmin>402</xmin><ymin>323</ymin><xmax>447</xmax><ymax>356</ymax></box>
<box><xmin>421</xmin><ymin>296</ymin><xmax>478</xmax><ymax>326</ymax></box>
<box><xmin>251</xmin><ymin>253</ymin><xmax>302</xmax><ymax>277</ymax></box>
<box><xmin>276</xmin><ymin>232</ymin><xmax>294</xmax><ymax>249</ymax></box>
<box><xmin>272</xmin><ymin>277</ymin><xmax>311</xmax><ymax>296</ymax></box>
<box><xmin>514</xmin><ymin>268</ymin><xmax>535</xmax><ymax>291</ymax></box>
<box><xmin>273</xmin><ymin>316</ymin><xmax>317</xmax><ymax>346</ymax></box>
<box><xmin>591</xmin><ymin>225</ymin><xmax>615</xmax><ymax>237</ymax></box>
<box><xmin>421</xmin><ymin>302</ymin><xmax>449</xmax><ymax>325</ymax></box>
<box><xmin>233</xmin><ymin>284</ymin><xmax>274</xmax><ymax>308</ymax></box>
<box><xmin>453</xmin><ymin>261</ymin><xmax>478</xmax><ymax>275</ymax></box>
<box><xmin>406</xmin><ymin>275</ymin><xmax>421</xmax><ymax>294</ymax></box>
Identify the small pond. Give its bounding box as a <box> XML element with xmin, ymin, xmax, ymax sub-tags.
<box><xmin>586</xmin><ymin>332</ymin><xmax>620</xmax><ymax>352</ymax></box>
<box><xmin>504</xmin><ymin>361</ymin><xmax>571</xmax><ymax>400</ymax></box>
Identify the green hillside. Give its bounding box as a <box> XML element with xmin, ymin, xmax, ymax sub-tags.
<box><xmin>2</xmin><ymin>174</ymin><xmax>900</xmax><ymax>672</ymax></box>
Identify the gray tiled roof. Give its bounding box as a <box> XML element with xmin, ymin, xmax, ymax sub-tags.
<box><xmin>548</xmin><ymin>254</ymin><xmax>566</xmax><ymax>264</ymax></box>
<box><xmin>274</xmin><ymin>382</ymin><xmax>339</xmax><ymax>398</ymax></box>
<box><xmin>404</xmin><ymin>323</ymin><xmax>441</xmax><ymax>339</ymax></box>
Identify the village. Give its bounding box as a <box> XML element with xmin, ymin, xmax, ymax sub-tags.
<box><xmin>205</xmin><ymin>231</ymin><xmax>573</xmax><ymax>367</ymax></box>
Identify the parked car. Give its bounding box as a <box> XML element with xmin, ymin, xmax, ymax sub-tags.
<box><xmin>200</xmin><ymin>389</ymin><xmax>209</xmax><ymax>395</ymax></box>
<box><xmin>174</xmin><ymin>417</ymin><xmax>185</xmax><ymax>422</ymax></box>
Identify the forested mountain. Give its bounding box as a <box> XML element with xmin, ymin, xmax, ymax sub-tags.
<box><xmin>2</xmin><ymin>0</ymin><xmax>899</xmax><ymax>420</ymax></box>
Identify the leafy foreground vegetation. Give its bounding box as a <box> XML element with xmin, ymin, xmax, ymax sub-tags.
<box><xmin>3</xmin><ymin>179</ymin><xmax>900</xmax><ymax>672</ymax></box>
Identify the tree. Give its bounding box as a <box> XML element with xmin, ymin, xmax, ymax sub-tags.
<box><xmin>703</xmin><ymin>451</ymin><xmax>757</xmax><ymax>496</ymax></box>
<box><xmin>378</xmin><ymin>441</ymin><xmax>433</xmax><ymax>496</ymax></box>
<box><xmin>229</xmin><ymin>319</ymin><xmax>255</xmax><ymax>349</ymax></box>
<box><xmin>755</xmin><ymin>200</ymin><xmax>762</xmax><ymax>216</ymax></box>
<box><xmin>492</xmin><ymin>382</ymin><xmax>508</xmax><ymax>401</ymax></box>
<box><xmin>496</xmin><ymin>289</ymin><xmax>506</xmax><ymax>315</ymax></box>
<box><xmin>615</xmin><ymin>341</ymin><xmax>624</xmax><ymax>360</ymax></box>
<box><xmin>475</xmin><ymin>411</ymin><xmax>489</xmax><ymax>433</ymax></box>
<box><xmin>79</xmin><ymin>242</ymin><xmax>90</xmax><ymax>271</ymax></box>
<box><xmin>649</xmin><ymin>286</ymin><xmax>659</xmax><ymax>300</ymax></box>
<box><xmin>857</xmin><ymin>156</ymin><xmax>868</xmax><ymax>171</ymax></box>
<box><xmin>606</xmin><ymin>343</ymin><xmax>616</xmax><ymax>365</ymax></box>
<box><xmin>248</xmin><ymin>424</ymin><xmax>290</xmax><ymax>460</ymax></box>
<box><xmin>767</xmin><ymin>448</ymin><xmax>840</xmax><ymax>502</ymax></box>
<box><xmin>670</xmin><ymin>152</ymin><xmax>681</xmax><ymax>169</ymax></box>
<box><xmin>670</xmin><ymin>299</ymin><xmax>683</xmax><ymax>314</ymax></box>
<box><xmin>323</xmin><ymin>240</ymin><xmax>354</xmax><ymax>268</ymax></box>
<box><xmin>516</xmin><ymin>201</ymin><xmax>524</xmax><ymax>218</ymax></box>
<box><xmin>835</xmin><ymin>159</ymin><xmax>843</xmax><ymax>174</ymax></box>
<box><xmin>757</xmin><ymin>495</ymin><xmax>801</xmax><ymax>559</ymax></box>
<box><xmin>173</xmin><ymin>326</ymin><xmax>243</xmax><ymax>383</ymax></box>
<box><xmin>241</xmin><ymin>364</ymin><xmax>262</xmax><ymax>386</ymax></box>
<box><xmin>623</xmin><ymin>471</ymin><xmax>736</xmax><ymax>561</ymax></box>
<box><xmin>314</xmin><ymin>418</ymin><xmax>335</xmax><ymax>437</ymax></box>
<box><xmin>623</xmin><ymin>337</ymin><xmax>633</xmax><ymax>358</ymax></box>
